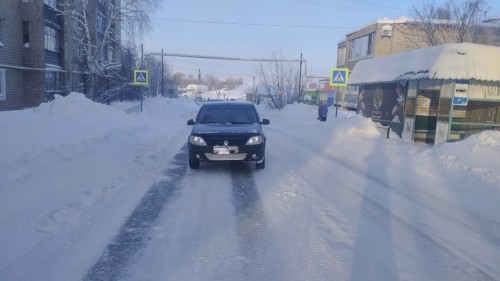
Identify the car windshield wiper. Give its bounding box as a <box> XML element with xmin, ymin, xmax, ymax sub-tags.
<box><xmin>200</xmin><ymin>121</ymin><xmax>228</xmax><ymax>124</ymax></box>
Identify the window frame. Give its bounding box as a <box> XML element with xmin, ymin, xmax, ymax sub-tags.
<box><xmin>44</xmin><ymin>0</ymin><xmax>57</xmax><ymax>9</ymax></box>
<box><xmin>0</xmin><ymin>19</ymin><xmax>4</xmax><ymax>47</ymax></box>
<box><xmin>338</xmin><ymin>47</ymin><xmax>346</xmax><ymax>66</ymax></box>
<box><xmin>23</xmin><ymin>22</ymin><xmax>30</xmax><ymax>46</ymax></box>
<box><xmin>0</xmin><ymin>69</ymin><xmax>6</xmax><ymax>101</ymax></box>
<box><xmin>44</xmin><ymin>25</ymin><xmax>60</xmax><ymax>53</ymax></box>
<box><xmin>348</xmin><ymin>33</ymin><xmax>375</xmax><ymax>61</ymax></box>
<box><xmin>45</xmin><ymin>71</ymin><xmax>62</xmax><ymax>96</ymax></box>
<box><xmin>97</xmin><ymin>12</ymin><xmax>106</xmax><ymax>35</ymax></box>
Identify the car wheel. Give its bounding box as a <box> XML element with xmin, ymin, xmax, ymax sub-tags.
<box><xmin>189</xmin><ymin>159</ymin><xmax>200</xmax><ymax>169</ymax></box>
<box><xmin>256</xmin><ymin>158</ymin><xmax>265</xmax><ymax>169</ymax></box>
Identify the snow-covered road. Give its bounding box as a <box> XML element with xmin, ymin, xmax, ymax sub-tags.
<box><xmin>85</xmin><ymin>116</ymin><xmax>498</xmax><ymax>281</ymax></box>
<box><xmin>1</xmin><ymin>94</ymin><xmax>499</xmax><ymax>281</ymax></box>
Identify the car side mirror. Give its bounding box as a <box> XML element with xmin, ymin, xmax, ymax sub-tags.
<box><xmin>261</xmin><ymin>119</ymin><xmax>270</xmax><ymax>125</ymax></box>
<box><xmin>187</xmin><ymin>119</ymin><xmax>195</xmax><ymax>125</ymax></box>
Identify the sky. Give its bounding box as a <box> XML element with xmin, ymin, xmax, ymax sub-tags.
<box><xmin>141</xmin><ymin>0</ymin><xmax>500</xmax><ymax>80</ymax></box>
<box><xmin>0</xmin><ymin>89</ymin><xmax>499</xmax><ymax>280</ymax></box>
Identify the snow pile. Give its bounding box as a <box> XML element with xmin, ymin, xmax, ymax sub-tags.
<box><xmin>258</xmin><ymin>102</ymin><xmax>381</xmax><ymax>139</ymax></box>
<box><xmin>0</xmin><ymin>94</ymin><xmax>199</xmax><ymax>277</ymax></box>
<box><xmin>430</xmin><ymin>131</ymin><xmax>500</xmax><ymax>184</ymax></box>
<box><xmin>260</xmin><ymin>102</ymin><xmax>318</xmax><ymax>124</ymax></box>
<box><xmin>344</xmin><ymin>116</ymin><xmax>382</xmax><ymax>139</ymax></box>
<box><xmin>1</xmin><ymin>92</ymin><xmax>137</xmax><ymax>151</ymax></box>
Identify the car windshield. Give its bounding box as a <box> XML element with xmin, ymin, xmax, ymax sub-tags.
<box><xmin>198</xmin><ymin>106</ymin><xmax>259</xmax><ymax>124</ymax></box>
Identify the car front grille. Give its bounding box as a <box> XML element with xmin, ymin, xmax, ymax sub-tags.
<box><xmin>202</xmin><ymin>135</ymin><xmax>249</xmax><ymax>146</ymax></box>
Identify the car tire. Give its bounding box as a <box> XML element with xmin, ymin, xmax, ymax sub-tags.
<box><xmin>189</xmin><ymin>159</ymin><xmax>200</xmax><ymax>169</ymax></box>
<box><xmin>256</xmin><ymin>158</ymin><xmax>265</xmax><ymax>169</ymax></box>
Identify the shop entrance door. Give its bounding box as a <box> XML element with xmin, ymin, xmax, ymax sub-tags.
<box><xmin>414</xmin><ymin>89</ymin><xmax>440</xmax><ymax>143</ymax></box>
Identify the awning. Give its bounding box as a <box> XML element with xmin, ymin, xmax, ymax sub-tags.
<box><xmin>348</xmin><ymin>43</ymin><xmax>500</xmax><ymax>85</ymax></box>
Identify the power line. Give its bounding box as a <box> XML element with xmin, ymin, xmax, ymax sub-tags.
<box><xmin>339</xmin><ymin>0</ymin><xmax>408</xmax><ymax>11</ymax></box>
<box><xmin>298</xmin><ymin>0</ymin><xmax>405</xmax><ymax>15</ymax></box>
<box><xmin>152</xmin><ymin>17</ymin><xmax>353</xmax><ymax>29</ymax></box>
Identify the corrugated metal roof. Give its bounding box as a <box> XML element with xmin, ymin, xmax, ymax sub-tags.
<box><xmin>394</xmin><ymin>70</ymin><xmax>429</xmax><ymax>81</ymax></box>
<box><xmin>348</xmin><ymin>43</ymin><xmax>500</xmax><ymax>85</ymax></box>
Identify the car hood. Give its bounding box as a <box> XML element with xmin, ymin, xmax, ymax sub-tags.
<box><xmin>192</xmin><ymin>123</ymin><xmax>261</xmax><ymax>135</ymax></box>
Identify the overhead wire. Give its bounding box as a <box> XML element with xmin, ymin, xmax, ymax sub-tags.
<box><xmin>149</xmin><ymin>1</ymin><xmax>411</xmax><ymax>78</ymax></box>
<box><xmin>152</xmin><ymin>17</ymin><xmax>353</xmax><ymax>29</ymax></box>
<box><xmin>169</xmin><ymin>64</ymin><xmax>255</xmax><ymax>77</ymax></box>
<box><xmin>298</xmin><ymin>0</ymin><xmax>406</xmax><ymax>16</ymax></box>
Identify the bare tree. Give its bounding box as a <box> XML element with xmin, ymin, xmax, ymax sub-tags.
<box><xmin>144</xmin><ymin>55</ymin><xmax>174</xmax><ymax>97</ymax></box>
<box><xmin>256</xmin><ymin>51</ymin><xmax>304</xmax><ymax>109</ymax></box>
<box><xmin>450</xmin><ymin>0</ymin><xmax>490</xmax><ymax>43</ymax></box>
<box><xmin>68</xmin><ymin>0</ymin><xmax>161</xmax><ymax>102</ymax></box>
<box><xmin>408</xmin><ymin>0</ymin><xmax>490</xmax><ymax>46</ymax></box>
<box><xmin>173</xmin><ymin>72</ymin><xmax>186</xmax><ymax>86</ymax></box>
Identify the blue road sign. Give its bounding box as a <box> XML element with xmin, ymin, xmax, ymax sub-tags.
<box><xmin>330</xmin><ymin>68</ymin><xmax>349</xmax><ymax>86</ymax></box>
<box><xmin>134</xmin><ymin>70</ymin><xmax>149</xmax><ymax>85</ymax></box>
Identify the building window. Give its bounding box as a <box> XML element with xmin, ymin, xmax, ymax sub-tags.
<box><xmin>97</xmin><ymin>12</ymin><xmax>106</xmax><ymax>35</ymax></box>
<box><xmin>44</xmin><ymin>0</ymin><xmax>57</xmax><ymax>9</ymax></box>
<box><xmin>338</xmin><ymin>47</ymin><xmax>346</xmax><ymax>66</ymax></box>
<box><xmin>349</xmin><ymin>33</ymin><xmax>375</xmax><ymax>60</ymax></box>
<box><xmin>98</xmin><ymin>0</ymin><xmax>106</xmax><ymax>10</ymax></box>
<box><xmin>108</xmin><ymin>46</ymin><xmax>114</xmax><ymax>61</ymax></box>
<box><xmin>0</xmin><ymin>19</ymin><xmax>4</xmax><ymax>47</ymax></box>
<box><xmin>23</xmin><ymin>22</ymin><xmax>30</xmax><ymax>47</ymax></box>
<box><xmin>0</xmin><ymin>69</ymin><xmax>6</xmax><ymax>101</ymax></box>
<box><xmin>45</xmin><ymin>71</ymin><xmax>62</xmax><ymax>96</ymax></box>
<box><xmin>44</xmin><ymin>25</ymin><xmax>60</xmax><ymax>52</ymax></box>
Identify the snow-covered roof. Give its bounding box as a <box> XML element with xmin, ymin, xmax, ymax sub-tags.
<box><xmin>349</xmin><ymin>43</ymin><xmax>500</xmax><ymax>85</ymax></box>
<box><xmin>345</xmin><ymin>16</ymin><xmax>410</xmax><ymax>36</ymax></box>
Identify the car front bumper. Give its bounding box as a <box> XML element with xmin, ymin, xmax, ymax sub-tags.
<box><xmin>188</xmin><ymin>141</ymin><xmax>266</xmax><ymax>163</ymax></box>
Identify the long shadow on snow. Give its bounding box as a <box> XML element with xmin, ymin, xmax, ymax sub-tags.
<box><xmin>83</xmin><ymin>145</ymin><xmax>189</xmax><ymax>281</ymax></box>
<box><xmin>230</xmin><ymin>163</ymin><xmax>281</xmax><ymax>280</ymax></box>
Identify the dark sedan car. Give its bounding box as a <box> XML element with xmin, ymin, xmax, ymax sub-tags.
<box><xmin>187</xmin><ymin>101</ymin><xmax>270</xmax><ymax>169</ymax></box>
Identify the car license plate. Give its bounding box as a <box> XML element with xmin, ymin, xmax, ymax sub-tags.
<box><xmin>213</xmin><ymin>146</ymin><xmax>238</xmax><ymax>154</ymax></box>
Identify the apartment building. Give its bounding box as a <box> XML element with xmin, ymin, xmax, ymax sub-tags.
<box><xmin>0</xmin><ymin>0</ymin><xmax>119</xmax><ymax>111</ymax></box>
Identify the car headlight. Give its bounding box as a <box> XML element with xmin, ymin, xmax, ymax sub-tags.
<box><xmin>190</xmin><ymin>136</ymin><xmax>207</xmax><ymax>146</ymax></box>
<box><xmin>246</xmin><ymin>136</ymin><xmax>263</xmax><ymax>145</ymax></box>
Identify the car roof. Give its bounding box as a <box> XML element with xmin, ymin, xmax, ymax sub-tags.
<box><xmin>200</xmin><ymin>101</ymin><xmax>255</xmax><ymax>108</ymax></box>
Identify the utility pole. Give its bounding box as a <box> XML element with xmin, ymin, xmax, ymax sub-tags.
<box><xmin>141</xmin><ymin>44</ymin><xmax>144</xmax><ymax>68</ymax></box>
<box><xmin>161</xmin><ymin>49</ymin><xmax>164</xmax><ymax>96</ymax></box>
<box><xmin>140</xmin><ymin>44</ymin><xmax>144</xmax><ymax>112</ymax></box>
<box><xmin>65</xmin><ymin>0</ymin><xmax>73</xmax><ymax>94</ymax></box>
<box><xmin>198</xmin><ymin>69</ymin><xmax>201</xmax><ymax>82</ymax></box>
<box><xmin>298</xmin><ymin>53</ymin><xmax>303</xmax><ymax>103</ymax></box>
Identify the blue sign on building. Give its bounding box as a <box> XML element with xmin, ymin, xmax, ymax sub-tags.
<box><xmin>453</xmin><ymin>82</ymin><xmax>469</xmax><ymax>106</ymax></box>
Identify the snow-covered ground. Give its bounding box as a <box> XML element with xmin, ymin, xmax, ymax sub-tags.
<box><xmin>0</xmin><ymin>88</ymin><xmax>499</xmax><ymax>281</ymax></box>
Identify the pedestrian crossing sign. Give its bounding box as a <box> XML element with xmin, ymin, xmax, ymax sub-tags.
<box><xmin>329</xmin><ymin>68</ymin><xmax>349</xmax><ymax>87</ymax></box>
<box><xmin>134</xmin><ymin>70</ymin><xmax>149</xmax><ymax>85</ymax></box>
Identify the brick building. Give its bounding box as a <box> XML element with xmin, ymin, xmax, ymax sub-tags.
<box><xmin>0</xmin><ymin>0</ymin><xmax>119</xmax><ymax>111</ymax></box>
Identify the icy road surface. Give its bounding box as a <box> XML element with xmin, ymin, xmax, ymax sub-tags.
<box><xmin>81</xmin><ymin>126</ymin><xmax>497</xmax><ymax>281</ymax></box>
